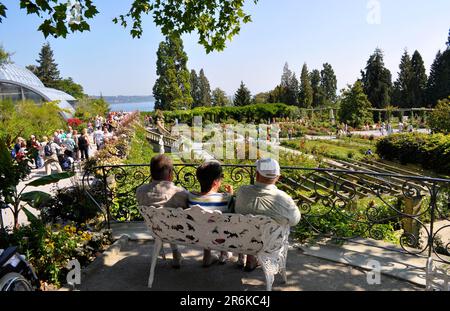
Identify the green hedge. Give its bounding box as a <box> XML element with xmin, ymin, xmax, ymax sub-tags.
<box><xmin>144</xmin><ymin>103</ymin><xmax>301</xmax><ymax>124</ymax></box>
<box><xmin>376</xmin><ymin>133</ymin><xmax>450</xmax><ymax>174</ymax></box>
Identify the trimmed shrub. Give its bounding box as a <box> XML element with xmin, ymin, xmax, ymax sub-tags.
<box><xmin>376</xmin><ymin>133</ymin><xmax>450</xmax><ymax>174</ymax></box>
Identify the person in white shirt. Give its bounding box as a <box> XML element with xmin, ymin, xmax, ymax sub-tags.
<box><xmin>93</xmin><ymin>127</ymin><xmax>105</xmax><ymax>150</ymax></box>
<box><xmin>43</xmin><ymin>137</ymin><xmax>63</xmax><ymax>175</ymax></box>
<box><xmin>235</xmin><ymin>158</ymin><xmax>301</xmax><ymax>271</ymax></box>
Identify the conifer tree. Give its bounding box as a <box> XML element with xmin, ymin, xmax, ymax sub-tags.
<box><xmin>190</xmin><ymin>69</ymin><xmax>201</xmax><ymax>107</ymax></box>
<box><xmin>198</xmin><ymin>69</ymin><xmax>212</xmax><ymax>107</ymax></box>
<box><xmin>153</xmin><ymin>35</ymin><xmax>193</xmax><ymax>110</ymax></box>
<box><xmin>34</xmin><ymin>43</ymin><xmax>61</xmax><ymax>88</ymax></box>
<box><xmin>410</xmin><ymin>50</ymin><xmax>427</xmax><ymax>108</ymax></box>
<box><xmin>299</xmin><ymin>63</ymin><xmax>313</xmax><ymax>108</ymax></box>
<box><xmin>234</xmin><ymin>81</ymin><xmax>252</xmax><ymax>106</ymax></box>
<box><xmin>361</xmin><ymin>48</ymin><xmax>392</xmax><ymax>109</ymax></box>
<box><xmin>310</xmin><ymin>69</ymin><xmax>324</xmax><ymax>107</ymax></box>
<box><xmin>427</xmin><ymin>48</ymin><xmax>450</xmax><ymax>107</ymax></box>
<box><xmin>392</xmin><ymin>50</ymin><xmax>413</xmax><ymax>108</ymax></box>
<box><xmin>320</xmin><ymin>63</ymin><xmax>337</xmax><ymax>104</ymax></box>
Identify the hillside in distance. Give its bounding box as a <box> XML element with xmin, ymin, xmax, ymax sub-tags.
<box><xmin>90</xmin><ymin>95</ymin><xmax>155</xmax><ymax>104</ymax></box>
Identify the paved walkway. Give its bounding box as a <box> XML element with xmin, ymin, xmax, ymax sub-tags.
<box><xmin>79</xmin><ymin>239</ymin><xmax>422</xmax><ymax>291</ymax></box>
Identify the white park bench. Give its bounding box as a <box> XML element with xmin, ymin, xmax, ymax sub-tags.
<box><xmin>139</xmin><ymin>205</ymin><xmax>290</xmax><ymax>291</ymax></box>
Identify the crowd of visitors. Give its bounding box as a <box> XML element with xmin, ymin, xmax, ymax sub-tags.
<box><xmin>10</xmin><ymin>111</ymin><xmax>128</xmax><ymax>175</ymax></box>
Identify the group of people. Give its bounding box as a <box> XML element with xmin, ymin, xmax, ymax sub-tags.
<box><xmin>87</xmin><ymin>112</ymin><xmax>126</xmax><ymax>135</ymax></box>
<box><xmin>11</xmin><ymin>127</ymin><xmax>91</xmax><ymax>175</ymax></box>
<box><xmin>379</xmin><ymin>122</ymin><xmax>414</xmax><ymax>136</ymax></box>
<box><xmin>136</xmin><ymin>155</ymin><xmax>301</xmax><ymax>271</ymax></box>
<box><xmin>10</xmin><ymin>112</ymin><xmax>128</xmax><ymax>176</ymax></box>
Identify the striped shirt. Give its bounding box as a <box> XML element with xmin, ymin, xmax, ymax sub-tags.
<box><xmin>188</xmin><ymin>192</ymin><xmax>232</xmax><ymax>213</ymax></box>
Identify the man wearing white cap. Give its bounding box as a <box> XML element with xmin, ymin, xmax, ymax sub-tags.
<box><xmin>235</xmin><ymin>158</ymin><xmax>301</xmax><ymax>271</ymax></box>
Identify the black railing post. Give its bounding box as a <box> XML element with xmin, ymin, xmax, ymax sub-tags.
<box><xmin>250</xmin><ymin>166</ymin><xmax>255</xmax><ymax>185</ymax></box>
<box><xmin>102</xmin><ymin>167</ymin><xmax>110</xmax><ymax>230</ymax></box>
<box><xmin>427</xmin><ymin>182</ymin><xmax>438</xmax><ymax>259</ymax></box>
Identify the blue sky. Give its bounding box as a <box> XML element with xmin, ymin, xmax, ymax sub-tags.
<box><xmin>1</xmin><ymin>0</ymin><xmax>449</xmax><ymax>97</ymax></box>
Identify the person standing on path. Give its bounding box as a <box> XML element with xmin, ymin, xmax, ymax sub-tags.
<box><xmin>43</xmin><ymin>137</ymin><xmax>63</xmax><ymax>175</ymax></box>
<box><xmin>78</xmin><ymin>129</ymin><xmax>90</xmax><ymax>161</ymax></box>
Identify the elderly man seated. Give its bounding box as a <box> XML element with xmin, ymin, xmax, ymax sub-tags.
<box><xmin>235</xmin><ymin>158</ymin><xmax>301</xmax><ymax>271</ymax></box>
<box><xmin>136</xmin><ymin>155</ymin><xmax>188</xmax><ymax>268</ymax></box>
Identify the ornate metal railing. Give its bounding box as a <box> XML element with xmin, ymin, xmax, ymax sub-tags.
<box><xmin>82</xmin><ymin>163</ymin><xmax>450</xmax><ymax>264</ymax></box>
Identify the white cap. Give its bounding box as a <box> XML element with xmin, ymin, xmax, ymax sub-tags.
<box><xmin>256</xmin><ymin>158</ymin><xmax>280</xmax><ymax>179</ymax></box>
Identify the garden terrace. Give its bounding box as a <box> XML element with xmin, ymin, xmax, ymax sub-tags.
<box><xmin>82</xmin><ymin>163</ymin><xmax>450</xmax><ymax>265</ymax></box>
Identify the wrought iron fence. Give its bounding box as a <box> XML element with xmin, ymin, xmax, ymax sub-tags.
<box><xmin>82</xmin><ymin>163</ymin><xmax>450</xmax><ymax>264</ymax></box>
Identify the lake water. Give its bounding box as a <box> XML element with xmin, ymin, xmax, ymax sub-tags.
<box><xmin>109</xmin><ymin>101</ymin><xmax>155</xmax><ymax>112</ymax></box>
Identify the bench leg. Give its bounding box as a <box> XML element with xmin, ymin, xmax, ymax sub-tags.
<box><xmin>148</xmin><ymin>238</ymin><xmax>163</xmax><ymax>288</ymax></box>
<box><xmin>258</xmin><ymin>255</ymin><xmax>275</xmax><ymax>291</ymax></box>
<box><xmin>280</xmin><ymin>244</ymin><xmax>288</xmax><ymax>284</ymax></box>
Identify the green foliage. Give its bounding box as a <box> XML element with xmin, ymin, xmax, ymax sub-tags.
<box><xmin>429</xmin><ymin>97</ymin><xmax>450</xmax><ymax>134</ymax></box>
<box><xmin>39</xmin><ymin>184</ymin><xmax>102</xmax><ymax>225</ymax></box>
<box><xmin>282</xmin><ymin>138</ymin><xmax>373</xmax><ymax>162</ymax></box>
<box><xmin>320</xmin><ymin>63</ymin><xmax>337</xmax><ymax>104</ymax></box>
<box><xmin>153</xmin><ymin>35</ymin><xmax>193</xmax><ymax>110</ymax></box>
<box><xmin>392</xmin><ymin>50</ymin><xmax>414</xmax><ymax>108</ymax></box>
<box><xmin>147</xmin><ymin>103</ymin><xmax>299</xmax><ymax>124</ymax></box>
<box><xmin>113</xmin><ymin>0</ymin><xmax>258</xmax><ymax>53</ymax></box>
<box><xmin>54</xmin><ymin>77</ymin><xmax>85</xmax><ymax>99</ymax></box>
<box><xmin>0</xmin><ymin>44</ymin><xmax>13</xmax><ymax>65</ymax></box>
<box><xmin>212</xmin><ymin>88</ymin><xmax>230</xmax><ymax>107</ymax></box>
<box><xmin>190</xmin><ymin>69</ymin><xmax>201</xmax><ymax>108</ymax></box>
<box><xmin>361</xmin><ymin>48</ymin><xmax>393</xmax><ymax>109</ymax></box>
<box><xmin>376</xmin><ymin>132</ymin><xmax>450</xmax><ymax>175</ymax></box>
<box><xmin>293</xmin><ymin>197</ymin><xmax>400</xmax><ymax>244</ymax></box>
<box><xmin>198</xmin><ymin>69</ymin><xmax>212</xmax><ymax>107</ymax></box>
<box><xmin>2</xmin><ymin>1</ymin><xmax>257</xmax><ymax>52</ymax></box>
<box><xmin>32</xmin><ymin>43</ymin><xmax>61</xmax><ymax>88</ymax></box>
<box><xmin>410</xmin><ymin>50</ymin><xmax>428</xmax><ymax>108</ymax></box>
<box><xmin>234</xmin><ymin>81</ymin><xmax>252</xmax><ymax>107</ymax></box>
<box><xmin>279</xmin><ymin>63</ymin><xmax>299</xmax><ymax>106</ymax></box>
<box><xmin>310</xmin><ymin>69</ymin><xmax>324</xmax><ymax>107</ymax></box>
<box><xmin>0</xmin><ymin>100</ymin><xmax>66</xmax><ymax>145</ymax></box>
<box><xmin>338</xmin><ymin>81</ymin><xmax>373</xmax><ymax>128</ymax></box>
<box><xmin>427</xmin><ymin>49</ymin><xmax>450</xmax><ymax>106</ymax></box>
<box><xmin>2</xmin><ymin>219</ymin><xmax>111</xmax><ymax>287</ymax></box>
<box><xmin>299</xmin><ymin>63</ymin><xmax>313</xmax><ymax>108</ymax></box>
<box><xmin>74</xmin><ymin>97</ymin><xmax>110</xmax><ymax>122</ymax></box>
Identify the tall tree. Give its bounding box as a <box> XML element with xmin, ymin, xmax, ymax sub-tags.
<box><xmin>0</xmin><ymin>1</ymin><xmax>257</xmax><ymax>53</ymax></box>
<box><xmin>410</xmin><ymin>50</ymin><xmax>427</xmax><ymax>108</ymax></box>
<box><xmin>253</xmin><ymin>92</ymin><xmax>270</xmax><ymax>104</ymax></box>
<box><xmin>427</xmin><ymin>49</ymin><xmax>450</xmax><ymax>107</ymax></box>
<box><xmin>198</xmin><ymin>69</ymin><xmax>212</xmax><ymax>107</ymax></box>
<box><xmin>286</xmin><ymin>73</ymin><xmax>299</xmax><ymax>106</ymax></box>
<box><xmin>212</xmin><ymin>88</ymin><xmax>229</xmax><ymax>106</ymax></box>
<box><xmin>267</xmin><ymin>85</ymin><xmax>285</xmax><ymax>103</ymax></box>
<box><xmin>190</xmin><ymin>69</ymin><xmax>201</xmax><ymax>107</ymax></box>
<box><xmin>34</xmin><ymin>43</ymin><xmax>61</xmax><ymax>88</ymax></box>
<box><xmin>392</xmin><ymin>50</ymin><xmax>413</xmax><ymax>108</ymax></box>
<box><xmin>361</xmin><ymin>48</ymin><xmax>393</xmax><ymax>109</ymax></box>
<box><xmin>338</xmin><ymin>81</ymin><xmax>373</xmax><ymax>128</ymax></box>
<box><xmin>320</xmin><ymin>63</ymin><xmax>337</xmax><ymax>104</ymax></box>
<box><xmin>299</xmin><ymin>63</ymin><xmax>313</xmax><ymax>108</ymax></box>
<box><xmin>234</xmin><ymin>81</ymin><xmax>252</xmax><ymax>107</ymax></box>
<box><xmin>279</xmin><ymin>62</ymin><xmax>298</xmax><ymax>105</ymax></box>
<box><xmin>310</xmin><ymin>69</ymin><xmax>324</xmax><ymax>107</ymax></box>
<box><xmin>55</xmin><ymin>77</ymin><xmax>85</xmax><ymax>99</ymax></box>
<box><xmin>153</xmin><ymin>35</ymin><xmax>193</xmax><ymax>111</ymax></box>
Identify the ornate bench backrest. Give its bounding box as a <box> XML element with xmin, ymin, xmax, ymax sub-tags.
<box><xmin>139</xmin><ymin>205</ymin><xmax>290</xmax><ymax>256</ymax></box>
